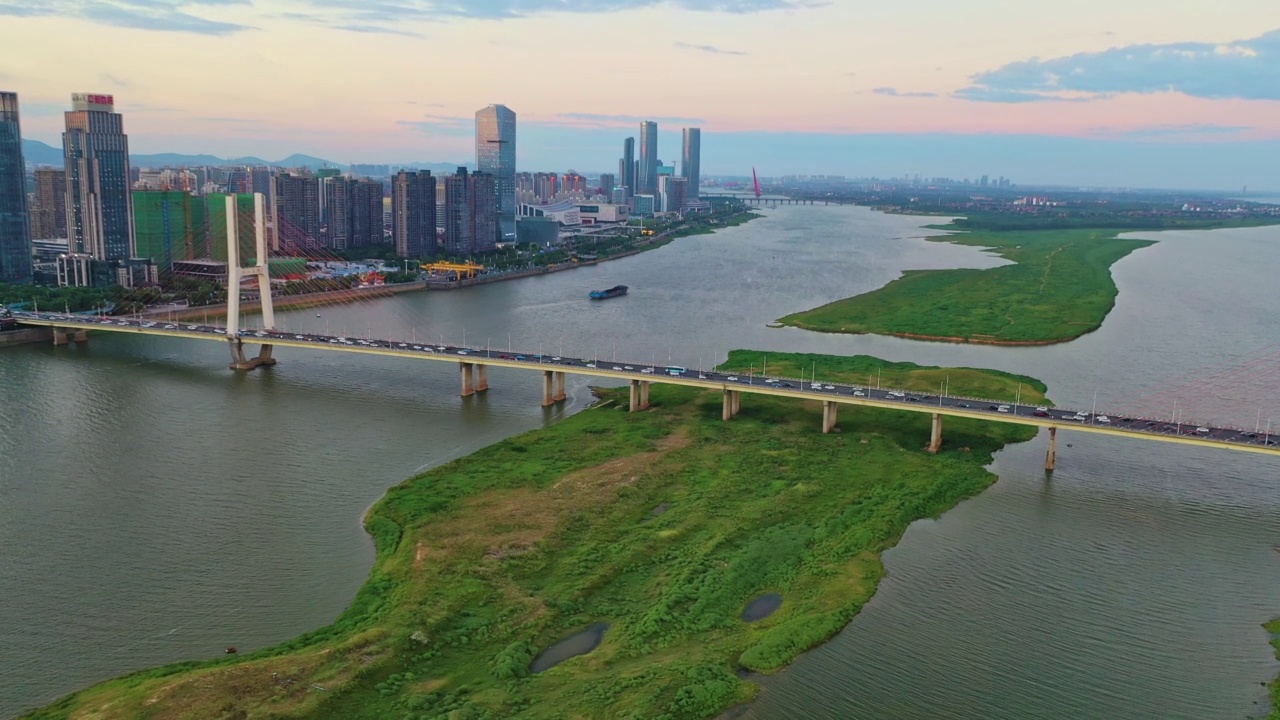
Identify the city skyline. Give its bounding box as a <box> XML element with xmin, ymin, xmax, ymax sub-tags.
<box><xmin>0</xmin><ymin>3</ymin><xmax>1277</xmax><ymax>189</ymax></box>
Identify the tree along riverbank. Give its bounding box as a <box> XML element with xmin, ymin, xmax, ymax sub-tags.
<box><xmin>23</xmin><ymin>351</ymin><xmax>1043</xmax><ymax>720</ymax></box>
<box><xmin>777</xmin><ymin>223</ymin><xmax>1157</xmax><ymax>345</ymax></box>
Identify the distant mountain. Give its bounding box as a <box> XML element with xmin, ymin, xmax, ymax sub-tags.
<box><xmin>21</xmin><ymin>139</ymin><xmax>63</xmax><ymax>166</ymax></box>
<box><xmin>20</xmin><ymin>139</ymin><xmax>470</xmax><ymax>175</ymax></box>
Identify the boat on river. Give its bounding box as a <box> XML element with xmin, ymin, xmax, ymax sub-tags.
<box><xmin>589</xmin><ymin>285</ymin><xmax>628</xmax><ymax>300</ymax></box>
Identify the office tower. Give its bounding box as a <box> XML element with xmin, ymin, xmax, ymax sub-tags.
<box><xmin>637</xmin><ymin>122</ymin><xmax>657</xmax><ymax>195</ymax></box>
<box><xmin>349</xmin><ymin>178</ymin><xmax>383</xmax><ymax>248</ymax></box>
<box><xmin>621</xmin><ymin>137</ymin><xmax>635</xmax><ymax>199</ymax></box>
<box><xmin>248</xmin><ymin>166</ymin><xmax>272</xmax><ymax>197</ymax></box>
<box><xmin>441</xmin><ymin>168</ymin><xmax>472</xmax><ymax>256</ymax></box>
<box><xmin>470</xmin><ymin>171</ymin><xmax>498</xmax><ymax>253</ymax></box>
<box><xmin>132</xmin><ymin>190</ymin><xmax>206</xmax><ymax>268</ymax></box>
<box><xmin>658</xmin><ymin>175</ymin><xmax>688</xmax><ymax>214</ymax></box>
<box><xmin>0</xmin><ymin>92</ymin><xmax>31</xmax><ymax>282</ymax></box>
<box><xmin>392</xmin><ymin>170</ymin><xmax>436</xmax><ymax>258</ymax></box>
<box><xmin>475</xmin><ymin>104</ymin><xmax>516</xmax><ymax>240</ymax></box>
<box><xmin>322</xmin><ymin>176</ymin><xmax>351</xmax><ymax>250</ymax></box>
<box><xmin>32</xmin><ymin>169</ymin><xmax>69</xmax><ymax>240</ymax></box>
<box><xmin>599</xmin><ymin>173</ymin><xmax>614</xmax><ymax>198</ymax></box>
<box><xmin>63</xmin><ymin>92</ymin><xmax>134</xmax><ymax>260</ymax></box>
<box><xmin>273</xmin><ymin>172</ymin><xmax>321</xmax><ymax>251</ymax></box>
<box><xmin>681</xmin><ymin>128</ymin><xmax>701</xmax><ymax>199</ymax></box>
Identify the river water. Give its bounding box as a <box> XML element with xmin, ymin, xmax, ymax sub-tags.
<box><xmin>3</xmin><ymin>206</ymin><xmax>1279</xmax><ymax>719</ymax></box>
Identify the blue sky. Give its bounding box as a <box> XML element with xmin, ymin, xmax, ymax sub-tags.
<box><xmin>1</xmin><ymin>0</ymin><xmax>1278</xmax><ymax>189</ymax></box>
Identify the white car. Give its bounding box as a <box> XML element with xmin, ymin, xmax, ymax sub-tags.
<box><xmin>297</xmin><ymin>335</ymin><xmax>306</xmax><ymax>339</ymax></box>
<box><xmin>853</xmin><ymin>390</ymin><xmax>866</xmax><ymax>396</ymax></box>
<box><xmin>811</xmin><ymin>384</ymin><xmax>824</xmax><ymax>391</ymax></box>
<box><xmin>585</xmin><ymin>363</ymin><xmax>596</xmax><ymax>368</ymax></box>
<box><xmin>1096</xmin><ymin>415</ymin><xmax>1111</xmax><ymax>423</ymax></box>
<box><xmin>698</xmin><ymin>374</ymin><xmax>707</xmax><ymax>379</ymax></box>
<box><xmin>726</xmin><ymin>376</ymin><xmax>739</xmax><ymax>381</ymax></box>
<box><xmin>640</xmin><ymin>368</ymin><xmax>654</xmax><ymax>374</ymax></box>
<box><xmin>824</xmin><ymin>385</ymin><xmax>835</xmax><ymax>390</ymax></box>
<box><xmin>624</xmin><ymin>365</ymin><xmax>634</xmax><ymax>370</ymax></box>
<box><xmin>997</xmin><ymin>405</ymin><xmax>1010</xmax><ymax>413</ymax></box>
<box><xmin>612</xmin><ymin>365</ymin><xmax>623</xmax><ymax>370</ymax></box>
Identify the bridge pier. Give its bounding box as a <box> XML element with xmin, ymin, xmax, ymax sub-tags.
<box><xmin>541</xmin><ymin>370</ymin><xmax>555</xmax><ymax>407</ymax></box>
<box><xmin>228</xmin><ymin>338</ymin><xmax>276</xmax><ymax>371</ymax></box>
<box><xmin>927</xmin><ymin>413</ymin><xmax>943</xmax><ymax>453</ymax></box>
<box><xmin>51</xmin><ymin>327</ymin><xmax>87</xmax><ymax>346</ymax></box>
<box><xmin>822</xmin><ymin>400</ymin><xmax>838</xmax><ymax>433</ymax></box>
<box><xmin>461</xmin><ymin>362</ymin><xmax>475</xmax><ymax>397</ymax></box>
<box><xmin>476</xmin><ymin>364</ymin><xmax>489</xmax><ymax>392</ymax></box>
<box><xmin>722</xmin><ymin>389</ymin><xmax>741</xmax><ymax>420</ymax></box>
<box><xmin>1045</xmin><ymin>427</ymin><xmax>1057</xmax><ymax>471</ymax></box>
<box><xmin>554</xmin><ymin>371</ymin><xmax>566</xmax><ymax>402</ymax></box>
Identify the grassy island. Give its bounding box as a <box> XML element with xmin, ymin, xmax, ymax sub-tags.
<box><xmin>26</xmin><ymin>352</ymin><xmax>1043</xmax><ymax>720</ymax></box>
<box><xmin>778</xmin><ymin>224</ymin><xmax>1155</xmax><ymax>344</ymax></box>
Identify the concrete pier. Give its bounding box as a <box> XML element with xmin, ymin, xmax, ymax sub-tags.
<box><xmin>928</xmin><ymin>413</ymin><xmax>943</xmax><ymax>453</ymax></box>
<box><xmin>51</xmin><ymin>327</ymin><xmax>88</xmax><ymax>346</ymax></box>
<box><xmin>722</xmin><ymin>389</ymin><xmax>742</xmax><ymax>420</ymax></box>
<box><xmin>554</xmin><ymin>371</ymin><xmax>566</xmax><ymax>402</ymax></box>
<box><xmin>461</xmin><ymin>362</ymin><xmax>475</xmax><ymax>397</ymax></box>
<box><xmin>228</xmin><ymin>338</ymin><xmax>276</xmax><ymax>371</ymax></box>
<box><xmin>542</xmin><ymin>370</ymin><xmax>554</xmax><ymax>406</ymax></box>
<box><xmin>822</xmin><ymin>400</ymin><xmax>838</xmax><ymax>434</ymax></box>
<box><xmin>476</xmin><ymin>364</ymin><xmax>488</xmax><ymax>392</ymax></box>
<box><xmin>1045</xmin><ymin>426</ymin><xmax>1057</xmax><ymax>471</ymax></box>
<box><xmin>639</xmin><ymin>380</ymin><xmax>650</xmax><ymax>409</ymax></box>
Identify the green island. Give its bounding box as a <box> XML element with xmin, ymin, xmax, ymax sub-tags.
<box><xmin>777</xmin><ymin>215</ymin><xmax>1278</xmax><ymax>345</ymax></box>
<box><xmin>26</xmin><ymin>351</ymin><xmax>1044</xmax><ymax>720</ymax></box>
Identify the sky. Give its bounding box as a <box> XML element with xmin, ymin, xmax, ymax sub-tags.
<box><xmin>1</xmin><ymin>0</ymin><xmax>1278</xmax><ymax>190</ymax></box>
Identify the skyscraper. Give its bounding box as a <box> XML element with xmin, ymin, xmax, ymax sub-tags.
<box><xmin>132</xmin><ymin>190</ymin><xmax>206</xmax><ymax>268</ymax></box>
<box><xmin>441</xmin><ymin>168</ymin><xmax>472</xmax><ymax>256</ymax></box>
<box><xmin>392</xmin><ymin>170</ymin><xmax>436</xmax><ymax>258</ymax></box>
<box><xmin>621</xmin><ymin>136</ymin><xmax>635</xmax><ymax>198</ymax></box>
<box><xmin>321</xmin><ymin>175</ymin><xmax>351</xmax><ymax>250</ymax></box>
<box><xmin>30</xmin><ymin>169</ymin><xmax>66</xmax><ymax>240</ymax></box>
<box><xmin>659</xmin><ymin>176</ymin><xmax>688</xmax><ymax>214</ymax></box>
<box><xmin>475</xmin><ymin>104</ymin><xmax>516</xmax><ymax>241</ymax></box>
<box><xmin>63</xmin><ymin>93</ymin><xmax>134</xmax><ymax>261</ymax></box>
<box><xmin>681</xmin><ymin>128</ymin><xmax>701</xmax><ymax>199</ymax></box>
<box><xmin>470</xmin><ymin>171</ymin><xmax>498</xmax><ymax>254</ymax></box>
<box><xmin>599</xmin><ymin>173</ymin><xmax>615</xmax><ymax>198</ymax></box>
<box><xmin>273</xmin><ymin>172</ymin><xmax>321</xmax><ymax>251</ymax></box>
<box><xmin>349</xmin><ymin>178</ymin><xmax>383</xmax><ymax>248</ymax></box>
<box><xmin>637</xmin><ymin>122</ymin><xmax>658</xmax><ymax>196</ymax></box>
<box><xmin>0</xmin><ymin>91</ymin><xmax>31</xmax><ymax>283</ymax></box>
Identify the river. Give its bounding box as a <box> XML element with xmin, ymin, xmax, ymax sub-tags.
<box><xmin>2</xmin><ymin>206</ymin><xmax>1279</xmax><ymax>719</ymax></box>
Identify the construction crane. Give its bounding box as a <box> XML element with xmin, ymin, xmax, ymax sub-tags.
<box><xmin>421</xmin><ymin>261</ymin><xmax>485</xmax><ymax>279</ymax></box>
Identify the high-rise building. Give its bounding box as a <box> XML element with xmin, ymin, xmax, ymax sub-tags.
<box><xmin>599</xmin><ymin>173</ymin><xmax>615</xmax><ymax>198</ymax></box>
<box><xmin>132</xmin><ymin>190</ymin><xmax>207</xmax><ymax>268</ymax></box>
<box><xmin>621</xmin><ymin>137</ymin><xmax>635</xmax><ymax>199</ymax></box>
<box><xmin>321</xmin><ymin>176</ymin><xmax>351</xmax><ymax>250</ymax></box>
<box><xmin>349</xmin><ymin>178</ymin><xmax>383</xmax><ymax>248</ymax></box>
<box><xmin>63</xmin><ymin>93</ymin><xmax>134</xmax><ymax>261</ymax></box>
<box><xmin>248</xmin><ymin>166</ymin><xmax>272</xmax><ymax>197</ymax></box>
<box><xmin>441</xmin><ymin>168</ymin><xmax>472</xmax><ymax>256</ymax></box>
<box><xmin>0</xmin><ymin>92</ymin><xmax>31</xmax><ymax>283</ymax></box>
<box><xmin>392</xmin><ymin>170</ymin><xmax>436</xmax><ymax>258</ymax></box>
<box><xmin>470</xmin><ymin>171</ymin><xmax>498</xmax><ymax>254</ymax></box>
<box><xmin>658</xmin><ymin>175</ymin><xmax>688</xmax><ymax>214</ymax></box>
<box><xmin>561</xmin><ymin>172</ymin><xmax>587</xmax><ymax>195</ymax></box>
<box><xmin>681</xmin><ymin>128</ymin><xmax>701</xmax><ymax>199</ymax></box>
<box><xmin>637</xmin><ymin>122</ymin><xmax>658</xmax><ymax>196</ymax></box>
<box><xmin>32</xmin><ymin>169</ymin><xmax>69</xmax><ymax>241</ymax></box>
<box><xmin>273</xmin><ymin>172</ymin><xmax>321</xmax><ymax>251</ymax></box>
<box><xmin>475</xmin><ymin>104</ymin><xmax>516</xmax><ymax>240</ymax></box>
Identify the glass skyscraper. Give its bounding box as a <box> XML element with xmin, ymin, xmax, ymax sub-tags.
<box><xmin>621</xmin><ymin>136</ymin><xmax>635</xmax><ymax>198</ymax></box>
<box><xmin>0</xmin><ymin>91</ymin><xmax>32</xmax><ymax>283</ymax></box>
<box><xmin>638</xmin><ymin>121</ymin><xmax>658</xmax><ymax>196</ymax></box>
<box><xmin>681</xmin><ymin>127</ymin><xmax>701</xmax><ymax>199</ymax></box>
<box><xmin>475</xmin><ymin>104</ymin><xmax>516</xmax><ymax>242</ymax></box>
<box><xmin>63</xmin><ymin>93</ymin><xmax>134</xmax><ymax>261</ymax></box>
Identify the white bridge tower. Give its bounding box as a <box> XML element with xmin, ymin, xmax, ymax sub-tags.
<box><xmin>225</xmin><ymin>192</ymin><xmax>277</xmax><ymax>370</ymax></box>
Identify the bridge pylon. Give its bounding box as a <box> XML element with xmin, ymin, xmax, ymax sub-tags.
<box><xmin>225</xmin><ymin>193</ymin><xmax>277</xmax><ymax>371</ymax></box>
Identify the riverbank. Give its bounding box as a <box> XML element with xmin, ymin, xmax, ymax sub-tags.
<box><xmin>1268</xmin><ymin>617</ymin><xmax>1280</xmax><ymax>719</ymax></box>
<box><xmin>777</xmin><ymin>224</ymin><xmax>1157</xmax><ymax>345</ymax></box>
<box><xmin>22</xmin><ymin>351</ymin><xmax>1041</xmax><ymax>720</ymax></box>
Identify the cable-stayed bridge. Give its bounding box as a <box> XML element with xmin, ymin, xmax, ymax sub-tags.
<box><xmin>12</xmin><ymin>193</ymin><xmax>1280</xmax><ymax>469</ymax></box>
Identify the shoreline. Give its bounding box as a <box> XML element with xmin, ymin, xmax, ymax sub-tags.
<box><xmin>20</xmin><ymin>351</ymin><xmax>1041</xmax><ymax>720</ymax></box>
<box><xmin>776</xmin><ymin>222</ymin><xmax>1156</xmax><ymax>345</ymax></box>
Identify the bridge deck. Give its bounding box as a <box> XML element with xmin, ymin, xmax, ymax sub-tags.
<box><xmin>14</xmin><ymin>312</ymin><xmax>1280</xmax><ymax>458</ymax></box>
